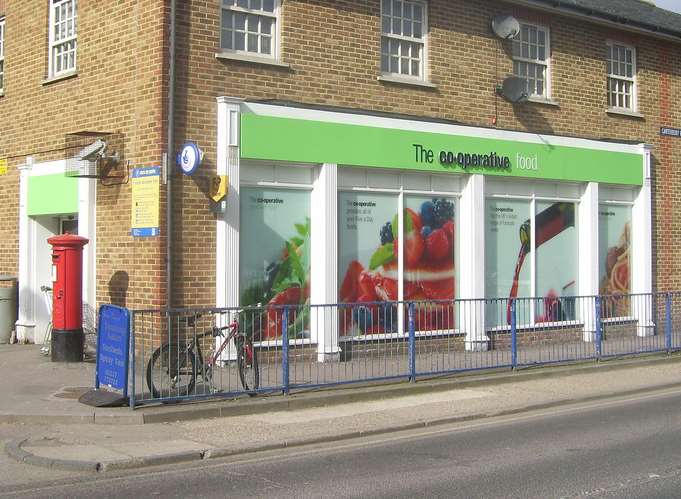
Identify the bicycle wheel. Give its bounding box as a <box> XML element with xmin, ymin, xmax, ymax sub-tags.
<box><xmin>146</xmin><ymin>344</ymin><xmax>197</xmax><ymax>399</ymax></box>
<box><xmin>237</xmin><ymin>340</ymin><xmax>259</xmax><ymax>394</ymax></box>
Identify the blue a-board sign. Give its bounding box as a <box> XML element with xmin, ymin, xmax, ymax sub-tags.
<box><xmin>96</xmin><ymin>305</ymin><xmax>131</xmax><ymax>396</ymax></box>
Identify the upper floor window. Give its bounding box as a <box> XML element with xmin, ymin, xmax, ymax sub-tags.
<box><xmin>49</xmin><ymin>0</ymin><xmax>77</xmax><ymax>77</ymax></box>
<box><xmin>380</xmin><ymin>0</ymin><xmax>427</xmax><ymax>80</ymax></box>
<box><xmin>607</xmin><ymin>42</ymin><xmax>636</xmax><ymax>111</ymax></box>
<box><xmin>512</xmin><ymin>23</ymin><xmax>550</xmax><ymax>98</ymax></box>
<box><xmin>0</xmin><ymin>18</ymin><xmax>5</xmax><ymax>92</ymax></box>
<box><xmin>220</xmin><ymin>0</ymin><xmax>278</xmax><ymax>58</ymax></box>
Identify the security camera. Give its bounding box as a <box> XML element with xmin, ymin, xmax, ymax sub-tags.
<box><xmin>78</xmin><ymin>139</ymin><xmax>107</xmax><ymax>162</ymax></box>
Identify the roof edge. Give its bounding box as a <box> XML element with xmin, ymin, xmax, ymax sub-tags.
<box><xmin>502</xmin><ymin>0</ymin><xmax>681</xmax><ymax>44</ymax></box>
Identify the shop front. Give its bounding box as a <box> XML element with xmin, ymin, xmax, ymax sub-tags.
<box><xmin>215</xmin><ymin>97</ymin><xmax>651</xmax><ymax>360</ymax></box>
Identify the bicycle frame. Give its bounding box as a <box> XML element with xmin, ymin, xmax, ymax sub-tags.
<box><xmin>203</xmin><ymin>319</ymin><xmax>240</xmax><ymax>368</ymax></box>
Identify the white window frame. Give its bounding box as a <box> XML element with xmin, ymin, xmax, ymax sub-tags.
<box><xmin>48</xmin><ymin>0</ymin><xmax>78</xmax><ymax>78</ymax></box>
<box><xmin>606</xmin><ymin>41</ymin><xmax>637</xmax><ymax>112</ymax></box>
<box><xmin>380</xmin><ymin>0</ymin><xmax>428</xmax><ymax>81</ymax></box>
<box><xmin>219</xmin><ymin>0</ymin><xmax>280</xmax><ymax>60</ymax></box>
<box><xmin>0</xmin><ymin>17</ymin><xmax>5</xmax><ymax>93</ymax></box>
<box><xmin>512</xmin><ymin>22</ymin><xmax>551</xmax><ymax>99</ymax></box>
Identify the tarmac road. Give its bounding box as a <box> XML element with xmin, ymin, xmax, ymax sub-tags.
<box><xmin>4</xmin><ymin>387</ymin><xmax>681</xmax><ymax>499</ymax></box>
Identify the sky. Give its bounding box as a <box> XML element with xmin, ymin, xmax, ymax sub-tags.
<box><xmin>655</xmin><ymin>0</ymin><xmax>681</xmax><ymax>14</ymax></box>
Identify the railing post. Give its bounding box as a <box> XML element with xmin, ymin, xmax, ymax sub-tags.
<box><xmin>282</xmin><ymin>306</ymin><xmax>289</xmax><ymax>395</ymax></box>
<box><xmin>595</xmin><ymin>296</ymin><xmax>602</xmax><ymax>360</ymax></box>
<box><xmin>408</xmin><ymin>302</ymin><xmax>416</xmax><ymax>383</ymax></box>
<box><xmin>666</xmin><ymin>293</ymin><xmax>672</xmax><ymax>353</ymax></box>
<box><xmin>129</xmin><ymin>310</ymin><xmax>135</xmax><ymax>409</ymax></box>
<box><xmin>510</xmin><ymin>299</ymin><xmax>517</xmax><ymax>369</ymax></box>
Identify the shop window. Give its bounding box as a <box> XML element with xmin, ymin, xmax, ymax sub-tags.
<box><xmin>339</xmin><ymin>192</ymin><xmax>399</xmax><ymax>336</ymax></box>
<box><xmin>220</xmin><ymin>0</ymin><xmax>278</xmax><ymax>58</ymax></box>
<box><xmin>338</xmin><ymin>191</ymin><xmax>458</xmax><ymax>336</ymax></box>
<box><xmin>0</xmin><ymin>18</ymin><xmax>5</xmax><ymax>93</ymax></box>
<box><xmin>607</xmin><ymin>42</ymin><xmax>636</xmax><ymax>111</ymax></box>
<box><xmin>599</xmin><ymin>204</ymin><xmax>631</xmax><ymax>317</ymax></box>
<box><xmin>512</xmin><ymin>22</ymin><xmax>550</xmax><ymax>98</ymax></box>
<box><xmin>485</xmin><ymin>199</ymin><xmax>531</xmax><ymax>325</ymax></box>
<box><xmin>485</xmin><ymin>199</ymin><xmax>577</xmax><ymax>326</ymax></box>
<box><xmin>49</xmin><ymin>0</ymin><xmax>77</xmax><ymax>77</ymax></box>
<box><xmin>380</xmin><ymin>0</ymin><xmax>427</xmax><ymax>80</ymax></box>
<box><xmin>535</xmin><ymin>201</ymin><xmax>577</xmax><ymax>322</ymax></box>
<box><xmin>239</xmin><ymin>187</ymin><xmax>310</xmax><ymax>339</ymax></box>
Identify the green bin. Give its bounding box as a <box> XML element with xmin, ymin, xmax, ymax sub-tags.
<box><xmin>0</xmin><ymin>275</ymin><xmax>17</xmax><ymax>344</ymax></box>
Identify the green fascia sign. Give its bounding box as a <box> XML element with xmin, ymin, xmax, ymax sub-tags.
<box><xmin>240</xmin><ymin>114</ymin><xmax>643</xmax><ymax>186</ymax></box>
<box><xmin>28</xmin><ymin>174</ymin><xmax>79</xmax><ymax>216</ymax></box>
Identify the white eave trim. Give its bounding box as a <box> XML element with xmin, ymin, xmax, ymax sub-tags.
<box><xmin>241</xmin><ymin>101</ymin><xmax>644</xmax><ymax>155</ymax></box>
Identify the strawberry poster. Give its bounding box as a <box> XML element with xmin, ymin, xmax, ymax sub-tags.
<box><xmin>599</xmin><ymin>204</ymin><xmax>631</xmax><ymax>316</ymax></box>
<box><xmin>239</xmin><ymin>187</ymin><xmax>310</xmax><ymax>339</ymax></box>
<box><xmin>338</xmin><ymin>192</ymin><xmax>457</xmax><ymax>335</ymax></box>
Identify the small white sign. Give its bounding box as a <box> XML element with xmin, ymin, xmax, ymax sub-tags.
<box><xmin>177</xmin><ymin>143</ymin><xmax>203</xmax><ymax>176</ymax></box>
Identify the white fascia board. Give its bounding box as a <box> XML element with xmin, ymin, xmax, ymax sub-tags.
<box><xmin>241</xmin><ymin>102</ymin><xmax>644</xmax><ymax>156</ymax></box>
<box><xmin>29</xmin><ymin>160</ymin><xmax>67</xmax><ymax>176</ymax></box>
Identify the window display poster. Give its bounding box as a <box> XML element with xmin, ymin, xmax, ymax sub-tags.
<box><xmin>535</xmin><ymin>201</ymin><xmax>577</xmax><ymax>322</ymax></box>
<box><xmin>485</xmin><ymin>199</ymin><xmax>531</xmax><ymax>325</ymax></box>
<box><xmin>404</xmin><ymin>196</ymin><xmax>456</xmax><ymax>331</ymax></box>
<box><xmin>338</xmin><ymin>192</ymin><xmax>398</xmax><ymax>335</ymax></box>
<box><xmin>338</xmin><ymin>192</ymin><xmax>457</xmax><ymax>334</ymax></box>
<box><xmin>599</xmin><ymin>204</ymin><xmax>631</xmax><ymax>316</ymax></box>
<box><xmin>239</xmin><ymin>187</ymin><xmax>310</xmax><ymax>339</ymax></box>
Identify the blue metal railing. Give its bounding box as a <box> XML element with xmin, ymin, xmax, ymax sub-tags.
<box><xmin>126</xmin><ymin>292</ymin><xmax>681</xmax><ymax>407</ymax></box>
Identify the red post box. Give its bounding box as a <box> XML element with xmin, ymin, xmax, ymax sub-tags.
<box><xmin>47</xmin><ymin>234</ymin><xmax>89</xmax><ymax>362</ymax></box>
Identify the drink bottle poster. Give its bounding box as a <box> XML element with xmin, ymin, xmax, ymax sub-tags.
<box><xmin>485</xmin><ymin>199</ymin><xmax>531</xmax><ymax>324</ymax></box>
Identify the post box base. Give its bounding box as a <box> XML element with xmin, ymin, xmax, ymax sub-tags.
<box><xmin>51</xmin><ymin>329</ymin><xmax>84</xmax><ymax>362</ymax></box>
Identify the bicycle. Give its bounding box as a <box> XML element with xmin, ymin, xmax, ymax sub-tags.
<box><xmin>145</xmin><ymin>312</ymin><xmax>259</xmax><ymax>399</ymax></box>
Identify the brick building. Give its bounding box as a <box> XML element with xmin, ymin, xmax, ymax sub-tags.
<box><xmin>0</xmin><ymin>0</ymin><xmax>679</xmax><ymax>356</ymax></box>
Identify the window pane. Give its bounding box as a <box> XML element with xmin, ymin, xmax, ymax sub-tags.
<box><xmin>260</xmin><ymin>17</ymin><xmax>272</xmax><ymax>34</ymax></box>
<box><xmin>393</xmin><ymin>18</ymin><xmax>401</xmax><ymax>34</ymax></box>
<box><xmin>248</xmin><ymin>33</ymin><xmax>258</xmax><ymax>52</ymax></box>
<box><xmin>235</xmin><ymin>31</ymin><xmax>245</xmax><ymax>50</ymax></box>
<box><xmin>247</xmin><ymin>14</ymin><xmax>258</xmax><ymax>32</ymax></box>
<box><xmin>261</xmin><ymin>35</ymin><xmax>271</xmax><ymax>55</ymax></box>
<box><xmin>538</xmin><ymin>46</ymin><xmax>545</xmax><ymax>60</ymax></box>
<box><xmin>222</xmin><ymin>10</ymin><xmax>233</xmax><ymax>29</ymax></box>
<box><xmin>237</xmin><ymin>0</ymin><xmax>248</xmax><ymax>7</ymax></box>
<box><xmin>485</xmin><ymin>199</ymin><xmax>531</xmax><ymax>325</ymax></box>
<box><xmin>522</xmin><ymin>43</ymin><xmax>529</xmax><ymax>59</ymax></box>
<box><xmin>393</xmin><ymin>0</ymin><xmax>402</xmax><ymax>18</ymax></box>
<box><xmin>221</xmin><ymin>29</ymin><xmax>233</xmax><ymax>49</ymax></box>
<box><xmin>251</xmin><ymin>0</ymin><xmax>262</xmax><ymax>10</ymax></box>
<box><xmin>240</xmin><ymin>187</ymin><xmax>311</xmax><ymax>339</ymax></box>
<box><xmin>382</xmin><ymin>15</ymin><xmax>391</xmax><ymax>33</ymax></box>
<box><xmin>411</xmin><ymin>59</ymin><xmax>420</xmax><ymax>76</ymax></box>
<box><xmin>338</xmin><ymin>192</ymin><xmax>399</xmax><ymax>336</ymax></box>
<box><xmin>413</xmin><ymin>21</ymin><xmax>422</xmax><ymax>38</ymax></box>
<box><xmin>235</xmin><ymin>13</ymin><xmax>246</xmax><ymax>30</ymax></box>
<box><xmin>381</xmin><ymin>54</ymin><xmax>389</xmax><ymax>72</ymax></box>
<box><xmin>400</xmin><ymin>57</ymin><xmax>409</xmax><ymax>74</ymax></box>
<box><xmin>535</xmin><ymin>202</ymin><xmax>577</xmax><ymax>322</ymax></box>
<box><xmin>263</xmin><ymin>0</ymin><xmax>274</xmax><ymax>12</ymax></box>
<box><xmin>599</xmin><ymin>204</ymin><xmax>631</xmax><ymax>316</ymax></box>
<box><xmin>404</xmin><ymin>20</ymin><xmax>412</xmax><ymax>37</ymax></box>
<box><xmin>383</xmin><ymin>0</ymin><xmax>391</xmax><ymax>16</ymax></box>
<box><xmin>413</xmin><ymin>4</ymin><xmax>422</xmax><ymax>21</ymax></box>
<box><xmin>390</xmin><ymin>56</ymin><xmax>398</xmax><ymax>73</ymax></box>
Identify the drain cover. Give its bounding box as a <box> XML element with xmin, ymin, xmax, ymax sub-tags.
<box><xmin>78</xmin><ymin>389</ymin><xmax>128</xmax><ymax>407</ymax></box>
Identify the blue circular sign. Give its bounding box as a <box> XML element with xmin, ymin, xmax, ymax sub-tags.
<box><xmin>177</xmin><ymin>142</ymin><xmax>202</xmax><ymax>176</ymax></box>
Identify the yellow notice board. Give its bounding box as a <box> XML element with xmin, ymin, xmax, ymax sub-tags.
<box><xmin>0</xmin><ymin>159</ymin><xmax>7</xmax><ymax>176</ymax></box>
<box><xmin>131</xmin><ymin>167</ymin><xmax>160</xmax><ymax>237</ymax></box>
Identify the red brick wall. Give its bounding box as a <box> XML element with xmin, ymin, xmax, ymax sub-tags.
<box><xmin>0</xmin><ymin>0</ymin><xmax>169</xmax><ymax>310</ymax></box>
<box><xmin>171</xmin><ymin>0</ymin><xmax>681</xmax><ymax>305</ymax></box>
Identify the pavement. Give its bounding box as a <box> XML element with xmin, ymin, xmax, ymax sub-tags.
<box><xmin>2</xmin><ymin>343</ymin><xmax>681</xmax><ymax>475</ymax></box>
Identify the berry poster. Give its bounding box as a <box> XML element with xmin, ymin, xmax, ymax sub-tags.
<box><xmin>338</xmin><ymin>192</ymin><xmax>457</xmax><ymax>335</ymax></box>
<box><xmin>599</xmin><ymin>204</ymin><xmax>631</xmax><ymax>316</ymax></box>
<box><xmin>239</xmin><ymin>187</ymin><xmax>310</xmax><ymax>339</ymax></box>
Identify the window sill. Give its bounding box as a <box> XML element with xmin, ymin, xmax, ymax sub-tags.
<box><xmin>215</xmin><ymin>51</ymin><xmax>291</xmax><ymax>69</ymax></box>
<box><xmin>526</xmin><ymin>96</ymin><xmax>560</xmax><ymax>107</ymax></box>
<box><xmin>378</xmin><ymin>74</ymin><xmax>437</xmax><ymax>89</ymax></box>
<box><xmin>41</xmin><ymin>70</ymin><xmax>78</xmax><ymax>86</ymax></box>
<box><xmin>606</xmin><ymin>108</ymin><xmax>645</xmax><ymax>119</ymax></box>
